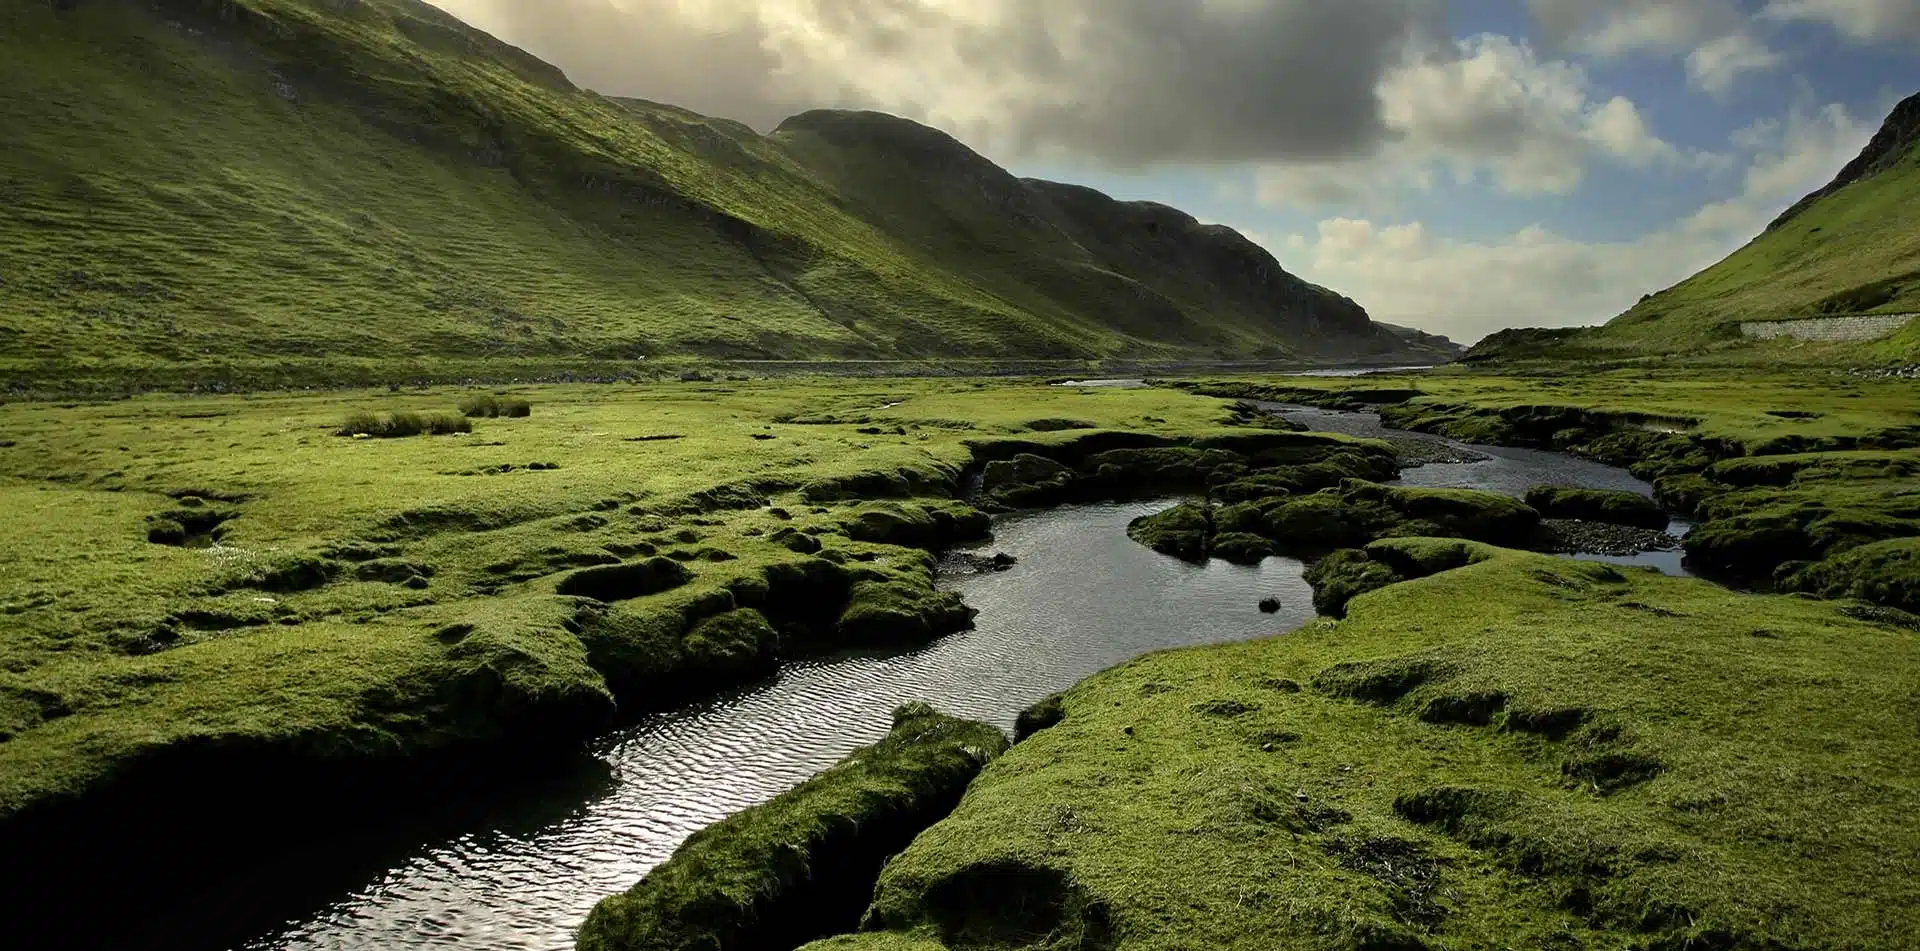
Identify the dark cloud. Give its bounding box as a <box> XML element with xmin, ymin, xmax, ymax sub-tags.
<box><xmin>428</xmin><ymin>0</ymin><xmax>1438</xmax><ymax>166</ymax></box>
<box><xmin>431</xmin><ymin>0</ymin><xmax>803</xmax><ymax>131</ymax></box>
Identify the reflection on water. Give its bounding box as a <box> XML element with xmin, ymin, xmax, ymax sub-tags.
<box><xmin>238</xmin><ymin>502</ymin><xmax>1313</xmax><ymax>951</ymax></box>
<box><xmin>1279</xmin><ymin>366</ymin><xmax>1436</xmax><ymax>377</ymax></box>
<box><xmin>1050</xmin><ymin>378</ymin><xmax>1150</xmax><ymax>388</ymax></box>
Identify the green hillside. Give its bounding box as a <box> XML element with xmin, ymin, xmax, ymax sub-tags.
<box><xmin>1470</xmin><ymin>91</ymin><xmax>1920</xmax><ymax>365</ymax></box>
<box><xmin>0</xmin><ymin>0</ymin><xmax>1423</xmax><ymax>390</ymax></box>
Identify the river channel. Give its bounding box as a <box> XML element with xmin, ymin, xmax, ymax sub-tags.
<box><xmin>199</xmin><ymin>403</ymin><xmax>1690</xmax><ymax>951</ymax></box>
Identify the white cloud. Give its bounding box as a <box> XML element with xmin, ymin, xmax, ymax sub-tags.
<box><xmin>1526</xmin><ymin>0</ymin><xmax>1783</xmax><ymax>96</ymax></box>
<box><xmin>1586</xmin><ymin>96</ymin><xmax>1679</xmax><ymax>164</ymax></box>
<box><xmin>1253</xmin><ymin>102</ymin><xmax>1875</xmax><ymax>344</ymax></box>
<box><xmin>1764</xmin><ymin>0</ymin><xmax>1920</xmax><ymax>40</ymax></box>
<box><xmin>1254</xmin><ymin>34</ymin><xmax>1683</xmax><ymax>210</ymax></box>
<box><xmin>1687</xmin><ymin>33</ymin><xmax>1787</xmax><ymax>98</ymax></box>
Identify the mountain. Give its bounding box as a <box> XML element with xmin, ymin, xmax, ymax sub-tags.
<box><xmin>1374</xmin><ymin>322</ymin><xmax>1465</xmax><ymax>360</ymax></box>
<box><xmin>0</xmin><ymin>0</ymin><xmax>1424</xmax><ymax>388</ymax></box>
<box><xmin>1471</xmin><ymin>91</ymin><xmax>1920</xmax><ymax>364</ymax></box>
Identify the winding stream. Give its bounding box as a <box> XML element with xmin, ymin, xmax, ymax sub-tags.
<box><xmin>190</xmin><ymin>405</ymin><xmax>1689</xmax><ymax>951</ymax></box>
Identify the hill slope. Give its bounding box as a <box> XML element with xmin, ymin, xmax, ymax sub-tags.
<box><xmin>0</xmin><ymin>0</ymin><xmax>1421</xmax><ymax>388</ymax></box>
<box><xmin>1470</xmin><ymin>91</ymin><xmax>1920</xmax><ymax>365</ymax></box>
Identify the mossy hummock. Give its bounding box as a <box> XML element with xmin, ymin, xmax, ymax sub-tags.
<box><xmin>1523</xmin><ymin>485</ymin><xmax>1668</xmax><ymax>530</ymax></box>
<box><xmin>1129</xmin><ymin>480</ymin><xmax>1540</xmax><ymax>564</ymax></box>
<box><xmin>577</xmin><ymin>703</ymin><xmax>1007</xmax><ymax>951</ymax></box>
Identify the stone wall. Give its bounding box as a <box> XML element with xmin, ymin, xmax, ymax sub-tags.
<box><xmin>1740</xmin><ymin>314</ymin><xmax>1916</xmax><ymax>342</ymax></box>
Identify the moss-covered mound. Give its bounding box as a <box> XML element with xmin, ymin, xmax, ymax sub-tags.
<box><xmin>1779</xmin><ymin>537</ymin><xmax>1920</xmax><ymax>612</ymax></box>
<box><xmin>1130</xmin><ymin>482</ymin><xmax>1539</xmax><ymax>564</ymax></box>
<box><xmin>969</xmin><ymin>429</ymin><xmax>1398</xmax><ymax>512</ymax></box>
<box><xmin>1126</xmin><ymin>502</ymin><xmax>1215</xmax><ymax>563</ymax></box>
<box><xmin>578</xmin><ymin>703</ymin><xmax>1007</xmax><ymax>951</ymax></box>
<box><xmin>1523</xmin><ymin>486</ymin><xmax>1668</xmax><ymax>529</ymax></box>
<box><xmin>813</xmin><ymin>546</ymin><xmax>1920</xmax><ymax>950</ymax></box>
<box><xmin>1305</xmin><ymin>539</ymin><xmax>1501</xmax><ymax>617</ymax></box>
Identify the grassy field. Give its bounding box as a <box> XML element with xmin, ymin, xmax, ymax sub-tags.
<box><xmin>0</xmin><ymin>0</ymin><xmax>1423</xmax><ymax>392</ymax></box>
<box><xmin>0</xmin><ymin>373</ymin><xmax>1432</xmax><ymax>940</ymax></box>
<box><xmin>3</xmin><ymin>370</ymin><xmax>1915</xmax><ymax>948</ymax></box>
<box><xmin>0</xmin><ymin>378</ymin><xmax>1269</xmax><ymax>822</ymax></box>
<box><xmin>815</xmin><ymin>542</ymin><xmax>1920</xmax><ymax>950</ymax></box>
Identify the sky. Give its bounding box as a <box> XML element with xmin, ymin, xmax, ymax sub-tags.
<box><xmin>425</xmin><ymin>0</ymin><xmax>1920</xmax><ymax>344</ymax></box>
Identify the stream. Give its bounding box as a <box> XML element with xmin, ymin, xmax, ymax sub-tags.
<box><xmin>195</xmin><ymin>405</ymin><xmax>1690</xmax><ymax>951</ymax></box>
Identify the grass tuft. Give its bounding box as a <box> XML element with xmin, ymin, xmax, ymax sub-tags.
<box><xmin>458</xmin><ymin>394</ymin><xmax>533</xmax><ymax>418</ymax></box>
<box><xmin>337</xmin><ymin>410</ymin><xmax>473</xmax><ymax>438</ymax></box>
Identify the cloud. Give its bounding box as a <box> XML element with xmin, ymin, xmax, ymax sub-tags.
<box><xmin>1525</xmin><ymin>0</ymin><xmax>1782</xmax><ymax>96</ymax></box>
<box><xmin>1687</xmin><ymin>33</ymin><xmax>1786</xmax><ymax>98</ymax></box>
<box><xmin>427</xmin><ymin>0</ymin><xmax>800</xmax><ymax>131</ymax></box>
<box><xmin>427</xmin><ymin>0</ymin><xmax>1440</xmax><ymax>166</ymax></box>
<box><xmin>1529</xmin><ymin>0</ymin><xmax>1741</xmax><ymax>56</ymax></box>
<box><xmin>1254</xmin><ymin>35</ymin><xmax>1682</xmax><ymax>210</ymax></box>
<box><xmin>1258</xmin><ymin>101</ymin><xmax>1874</xmax><ymax>344</ymax></box>
<box><xmin>1764</xmin><ymin>0</ymin><xmax>1920</xmax><ymax>40</ymax></box>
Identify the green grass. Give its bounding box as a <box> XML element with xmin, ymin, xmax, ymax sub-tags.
<box><xmin>1600</xmin><ymin>138</ymin><xmax>1920</xmax><ymax>355</ymax></box>
<box><xmin>1128</xmin><ymin>480</ymin><xmax>1538</xmax><ymax>565</ymax></box>
<box><xmin>817</xmin><ymin>543</ymin><xmax>1920</xmax><ymax>950</ymax></box>
<box><xmin>577</xmin><ymin>703</ymin><xmax>1007</xmax><ymax>951</ymax></box>
<box><xmin>0</xmin><ymin>0</ymin><xmax>1419</xmax><ymax>391</ymax></box>
<box><xmin>0</xmin><ymin>378</ymin><xmax>1283</xmax><ymax>827</ymax></box>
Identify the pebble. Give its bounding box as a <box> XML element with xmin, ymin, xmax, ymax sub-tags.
<box><xmin>1539</xmin><ymin>518</ymin><xmax>1680</xmax><ymax>556</ymax></box>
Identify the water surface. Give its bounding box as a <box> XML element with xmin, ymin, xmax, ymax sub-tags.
<box><xmin>1263</xmin><ymin>403</ymin><xmax>1693</xmax><ymax>576</ymax></box>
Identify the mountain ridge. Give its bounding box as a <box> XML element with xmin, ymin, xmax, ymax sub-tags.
<box><xmin>0</xmin><ymin>0</ymin><xmax>1436</xmax><ymax>389</ymax></box>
